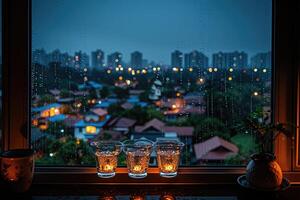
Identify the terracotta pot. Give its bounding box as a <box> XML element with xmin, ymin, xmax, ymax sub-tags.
<box><xmin>246</xmin><ymin>153</ymin><xmax>283</xmax><ymax>189</ymax></box>
<box><xmin>0</xmin><ymin>149</ymin><xmax>35</xmax><ymax>193</ymax></box>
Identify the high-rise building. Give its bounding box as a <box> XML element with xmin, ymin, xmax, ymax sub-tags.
<box><xmin>74</xmin><ymin>51</ymin><xmax>89</xmax><ymax>68</ymax></box>
<box><xmin>131</xmin><ymin>51</ymin><xmax>143</xmax><ymax>68</ymax></box>
<box><xmin>48</xmin><ymin>49</ymin><xmax>63</xmax><ymax>64</ymax></box>
<box><xmin>107</xmin><ymin>52</ymin><xmax>122</xmax><ymax>68</ymax></box>
<box><xmin>250</xmin><ymin>52</ymin><xmax>271</xmax><ymax>68</ymax></box>
<box><xmin>212</xmin><ymin>51</ymin><xmax>248</xmax><ymax>68</ymax></box>
<box><xmin>61</xmin><ymin>53</ymin><xmax>74</xmax><ymax>68</ymax></box>
<box><xmin>32</xmin><ymin>48</ymin><xmax>48</xmax><ymax>66</ymax></box>
<box><xmin>91</xmin><ymin>49</ymin><xmax>105</xmax><ymax>68</ymax></box>
<box><xmin>184</xmin><ymin>50</ymin><xmax>208</xmax><ymax>68</ymax></box>
<box><xmin>171</xmin><ymin>50</ymin><xmax>183</xmax><ymax>68</ymax></box>
<box><xmin>142</xmin><ymin>59</ymin><xmax>148</xmax><ymax>68</ymax></box>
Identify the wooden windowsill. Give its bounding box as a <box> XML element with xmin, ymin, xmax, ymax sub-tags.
<box><xmin>31</xmin><ymin>167</ymin><xmax>300</xmax><ymax>185</ymax></box>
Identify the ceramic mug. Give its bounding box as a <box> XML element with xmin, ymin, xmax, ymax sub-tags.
<box><xmin>0</xmin><ymin>149</ymin><xmax>35</xmax><ymax>193</ymax></box>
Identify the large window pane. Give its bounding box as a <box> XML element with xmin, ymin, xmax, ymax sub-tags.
<box><xmin>31</xmin><ymin>0</ymin><xmax>272</xmax><ymax>166</ymax></box>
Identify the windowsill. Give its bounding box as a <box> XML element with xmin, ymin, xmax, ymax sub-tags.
<box><xmin>32</xmin><ymin>167</ymin><xmax>300</xmax><ymax>185</ymax></box>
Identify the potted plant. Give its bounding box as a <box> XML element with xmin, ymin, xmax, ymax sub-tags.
<box><xmin>244</xmin><ymin>114</ymin><xmax>294</xmax><ymax>190</ymax></box>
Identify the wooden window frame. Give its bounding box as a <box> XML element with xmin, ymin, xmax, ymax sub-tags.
<box><xmin>2</xmin><ymin>0</ymin><xmax>300</xmax><ymax>185</ymax></box>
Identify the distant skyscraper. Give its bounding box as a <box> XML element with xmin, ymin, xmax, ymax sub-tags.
<box><xmin>107</xmin><ymin>52</ymin><xmax>122</xmax><ymax>68</ymax></box>
<box><xmin>91</xmin><ymin>49</ymin><xmax>105</xmax><ymax>68</ymax></box>
<box><xmin>32</xmin><ymin>48</ymin><xmax>48</xmax><ymax>66</ymax></box>
<box><xmin>48</xmin><ymin>49</ymin><xmax>63</xmax><ymax>64</ymax></box>
<box><xmin>74</xmin><ymin>51</ymin><xmax>89</xmax><ymax>68</ymax></box>
<box><xmin>61</xmin><ymin>53</ymin><xmax>74</xmax><ymax>68</ymax></box>
<box><xmin>142</xmin><ymin>59</ymin><xmax>148</xmax><ymax>68</ymax></box>
<box><xmin>171</xmin><ymin>50</ymin><xmax>183</xmax><ymax>67</ymax></box>
<box><xmin>184</xmin><ymin>50</ymin><xmax>208</xmax><ymax>68</ymax></box>
<box><xmin>250</xmin><ymin>52</ymin><xmax>271</xmax><ymax>68</ymax></box>
<box><xmin>131</xmin><ymin>51</ymin><xmax>143</xmax><ymax>68</ymax></box>
<box><xmin>213</xmin><ymin>51</ymin><xmax>248</xmax><ymax>68</ymax></box>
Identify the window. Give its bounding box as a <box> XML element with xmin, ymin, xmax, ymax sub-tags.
<box><xmin>31</xmin><ymin>0</ymin><xmax>273</xmax><ymax>166</ymax></box>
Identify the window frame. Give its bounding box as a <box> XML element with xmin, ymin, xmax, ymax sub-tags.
<box><xmin>2</xmin><ymin>0</ymin><xmax>300</xmax><ymax>184</ymax></box>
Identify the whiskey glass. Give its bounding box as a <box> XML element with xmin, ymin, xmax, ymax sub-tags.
<box><xmin>92</xmin><ymin>141</ymin><xmax>123</xmax><ymax>178</ymax></box>
<box><xmin>123</xmin><ymin>139</ymin><xmax>153</xmax><ymax>179</ymax></box>
<box><xmin>155</xmin><ymin>139</ymin><xmax>184</xmax><ymax>178</ymax></box>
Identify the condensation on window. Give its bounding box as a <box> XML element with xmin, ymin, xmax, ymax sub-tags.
<box><xmin>31</xmin><ymin>0</ymin><xmax>272</xmax><ymax>166</ymax></box>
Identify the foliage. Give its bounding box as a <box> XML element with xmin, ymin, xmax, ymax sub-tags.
<box><xmin>37</xmin><ymin>94</ymin><xmax>56</xmax><ymax>106</ymax></box>
<box><xmin>60</xmin><ymin>89</ymin><xmax>72</xmax><ymax>98</ymax></box>
<box><xmin>100</xmin><ymin>86</ymin><xmax>110</xmax><ymax>99</ymax></box>
<box><xmin>35</xmin><ymin>137</ymin><xmax>95</xmax><ymax>165</ymax></box>
<box><xmin>114</xmin><ymin>87</ymin><xmax>129</xmax><ymax>100</ymax></box>
<box><xmin>245</xmin><ymin>113</ymin><xmax>294</xmax><ymax>154</ymax></box>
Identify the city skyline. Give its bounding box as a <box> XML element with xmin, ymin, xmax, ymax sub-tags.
<box><xmin>32</xmin><ymin>0</ymin><xmax>272</xmax><ymax>64</ymax></box>
<box><xmin>32</xmin><ymin>48</ymin><xmax>271</xmax><ymax>68</ymax></box>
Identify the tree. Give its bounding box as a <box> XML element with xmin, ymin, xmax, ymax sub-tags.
<box><xmin>114</xmin><ymin>87</ymin><xmax>129</xmax><ymax>100</ymax></box>
<box><xmin>107</xmin><ymin>103</ymin><xmax>124</xmax><ymax>117</ymax></box>
<box><xmin>60</xmin><ymin>89</ymin><xmax>72</xmax><ymax>98</ymax></box>
<box><xmin>194</xmin><ymin>117</ymin><xmax>230</xmax><ymax>141</ymax></box>
<box><xmin>100</xmin><ymin>86</ymin><xmax>110</xmax><ymax>99</ymax></box>
<box><xmin>37</xmin><ymin>94</ymin><xmax>55</xmax><ymax>106</ymax></box>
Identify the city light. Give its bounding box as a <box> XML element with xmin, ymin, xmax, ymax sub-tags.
<box><xmin>228</xmin><ymin>76</ymin><xmax>233</xmax><ymax>81</ymax></box>
<box><xmin>180</xmin><ymin>68</ymin><xmax>184</xmax><ymax>72</ymax></box>
<box><xmin>176</xmin><ymin>92</ymin><xmax>181</xmax><ymax>97</ymax></box>
<box><xmin>229</xmin><ymin>68</ymin><xmax>233</xmax><ymax>72</ymax></box>
<box><xmin>214</xmin><ymin>67</ymin><xmax>218</xmax><ymax>72</ymax></box>
<box><xmin>142</xmin><ymin>69</ymin><xmax>147</xmax><ymax>74</ymax></box>
<box><xmin>128</xmin><ymin>67</ymin><xmax>132</xmax><ymax>72</ymax></box>
<box><xmin>153</xmin><ymin>67</ymin><xmax>157</xmax><ymax>71</ymax></box>
<box><xmin>107</xmin><ymin>69</ymin><xmax>111</xmax><ymax>74</ymax></box>
<box><xmin>118</xmin><ymin>76</ymin><xmax>123</xmax><ymax>81</ymax></box>
<box><xmin>208</xmin><ymin>67</ymin><xmax>213</xmax><ymax>73</ymax></box>
<box><xmin>189</xmin><ymin>67</ymin><xmax>193</xmax><ymax>72</ymax></box>
<box><xmin>172</xmin><ymin>67</ymin><xmax>179</xmax><ymax>72</ymax></box>
<box><xmin>253</xmin><ymin>91</ymin><xmax>259</xmax><ymax>96</ymax></box>
<box><xmin>131</xmin><ymin>70</ymin><xmax>136</xmax><ymax>75</ymax></box>
<box><xmin>157</xmin><ymin>67</ymin><xmax>161</xmax><ymax>71</ymax></box>
<box><xmin>49</xmin><ymin>153</ymin><xmax>54</xmax><ymax>157</ymax></box>
<box><xmin>83</xmin><ymin>67</ymin><xmax>88</xmax><ymax>72</ymax></box>
<box><xmin>116</xmin><ymin>67</ymin><xmax>119</xmax><ymax>72</ymax></box>
<box><xmin>263</xmin><ymin>69</ymin><xmax>267</xmax><ymax>73</ymax></box>
<box><xmin>136</xmin><ymin>70</ymin><xmax>140</xmax><ymax>74</ymax></box>
<box><xmin>172</xmin><ymin>104</ymin><xmax>177</xmax><ymax>109</ymax></box>
<box><xmin>126</xmin><ymin>80</ymin><xmax>131</xmax><ymax>85</ymax></box>
<box><xmin>253</xmin><ymin>68</ymin><xmax>258</xmax><ymax>72</ymax></box>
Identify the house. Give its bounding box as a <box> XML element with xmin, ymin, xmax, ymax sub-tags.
<box><xmin>74</xmin><ymin>108</ymin><xmax>111</xmax><ymax>140</ymax></box>
<box><xmin>107</xmin><ymin>117</ymin><xmax>137</xmax><ymax>134</ymax></box>
<box><xmin>92</xmin><ymin>98</ymin><xmax>118</xmax><ymax>109</ymax></box>
<box><xmin>32</xmin><ymin>103</ymin><xmax>63</xmax><ymax>118</ymax></box>
<box><xmin>148</xmin><ymin>79</ymin><xmax>162</xmax><ymax>100</ymax></box>
<box><xmin>193</xmin><ymin>136</ymin><xmax>239</xmax><ymax>164</ymax></box>
<box><xmin>133</xmin><ymin>118</ymin><xmax>194</xmax><ymax>151</ymax></box>
<box><xmin>184</xmin><ymin>92</ymin><xmax>205</xmax><ymax>106</ymax></box>
<box><xmin>49</xmin><ymin>88</ymin><xmax>61</xmax><ymax>99</ymax></box>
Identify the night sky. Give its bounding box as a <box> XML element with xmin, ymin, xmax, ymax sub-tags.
<box><xmin>32</xmin><ymin>0</ymin><xmax>272</xmax><ymax>64</ymax></box>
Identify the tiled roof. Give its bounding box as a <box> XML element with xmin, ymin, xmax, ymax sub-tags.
<box><xmin>32</xmin><ymin>103</ymin><xmax>62</xmax><ymax>112</ymax></box>
<box><xmin>108</xmin><ymin>117</ymin><xmax>136</xmax><ymax>128</ymax></box>
<box><xmin>74</xmin><ymin>115</ymin><xmax>111</xmax><ymax>128</ymax></box>
<box><xmin>48</xmin><ymin>114</ymin><xmax>67</xmax><ymax>122</ymax></box>
<box><xmin>194</xmin><ymin>136</ymin><xmax>239</xmax><ymax>161</ymax></box>
<box><xmin>91</xmin><ymin>108</ymin><xmax>108</xmax><ymax>116</ymax></box>
<box><xmin>163</xmin><ymin>126</ymin><xmax>194</xmax><ymax>136</ymax></box>
<box><xmin>135</xmin><ymin>118</ymin><xmax>165</xmax><ymax>132</ymax></box>
<box><xmin>121</xmin><ymin>102</ymin><xmax>134</xmax><ymax>110</ymax></box>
